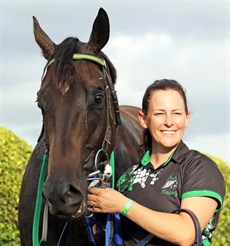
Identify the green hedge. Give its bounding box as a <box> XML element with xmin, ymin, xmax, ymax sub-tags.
<box><xmin>0</xmin><ymin>127</ymin><xmax>32</xmax><ymax>245</ymax></box>
<box><xmin>207</xmin><ymin>154</ymin><xmax>230</xmax><ymax>246</ymax></box>
<box><xmin>0</xmin><ymin>126</ymin><xmax>229</xmax><ymax>245</ymax></box>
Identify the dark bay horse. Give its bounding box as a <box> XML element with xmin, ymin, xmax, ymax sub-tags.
<box><xmin>18</xmin><ymin>8</ymin><xmax>143</xmax><ymax>245</ymax></box>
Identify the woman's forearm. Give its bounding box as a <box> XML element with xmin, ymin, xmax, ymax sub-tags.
<box><xmin>125</xmin><ymin>201</ymin><xmax>195</xmax><ymax>245</ymax></box>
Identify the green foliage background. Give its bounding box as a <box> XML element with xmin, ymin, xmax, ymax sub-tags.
<box><xmin>207</xmin><ymin>154</ymin><xmax>230</xmax><ymax>246</ymax></box>
<box><xmin>0</xmin><ymin>127</ymin><xmax>32</xmax><ymax>245</ymax></box>
<box><xmin>0</xmin><ymin>126</ymin><xmax>229</xmax><ymax>245</ymax></box>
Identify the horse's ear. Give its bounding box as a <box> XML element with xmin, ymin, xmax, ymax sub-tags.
<box><xmin>33</xmin><ymin>16</ymin><xmax>55</xmax><ymax>60</ymax></box>
<box><xmin>88</xmin><ymin>8</ymin><xmax>110</xmax><ymax>53</ymax></box>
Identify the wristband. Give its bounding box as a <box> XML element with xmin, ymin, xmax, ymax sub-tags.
<box><xmin>121</xmin><ymin>199</ymin><xmax>133</xmax><ymax>216</ymax></box>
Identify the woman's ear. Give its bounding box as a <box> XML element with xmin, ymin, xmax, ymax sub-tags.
<box><xmin>138</xmin><ymin>110</ymin><xmax>148</xmax><ymax>129</ymax></box>
<box><xmin>185</xmin><ymin>111</ymin><xmax>191</xmax><ymax>128</ymax></box>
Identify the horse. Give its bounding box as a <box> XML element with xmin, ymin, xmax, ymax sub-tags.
<box><xmin>18</xmin><ymin>8</ymin><xmax>143</xmax><ymax>246</ymax></box>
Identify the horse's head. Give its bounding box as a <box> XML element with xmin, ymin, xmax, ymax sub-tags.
<box><xmin>34</xmin><ymin>8</ymin><xmax>120</xmax><ymax>219</ymax></box>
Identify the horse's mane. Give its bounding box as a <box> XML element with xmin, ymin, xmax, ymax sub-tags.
<box><xmin>50</xmin><ymin>37</ymin><xmax>117</xmax><ymax>88</ymax></box>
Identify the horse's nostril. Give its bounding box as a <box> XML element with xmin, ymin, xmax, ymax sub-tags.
<box><xmin>60</xmin><ymin>184</ymin><xmax>83</xmax><ymax>204</ymax></box>
<box><xmin>64</xmin><ymin>191</ymin><xmax>73</xmax><ymax>199</ymax></box>
<box><xmin>69</xmin><ymin>184</ymin><xmax>79</xmax><ymax>194</ymax></box>
<box><xmin>63</xmin><ymin>185</ymin><xmax>79</xmax><ymax>199</ymax></box>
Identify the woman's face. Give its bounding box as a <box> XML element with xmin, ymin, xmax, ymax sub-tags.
<box><xmin>139</xmin><ymin>89</ymin><xmax>190</xmax><ymax>152</ymax></box>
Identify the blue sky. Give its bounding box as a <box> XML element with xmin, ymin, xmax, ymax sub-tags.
<box><xmin>1</xmin><ymin>0</ymin><xmax>229</xmax><ymax>163</ymax></box>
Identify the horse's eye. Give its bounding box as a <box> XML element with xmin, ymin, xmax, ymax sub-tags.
<box><xmin>95</xmin><ymin>93</ymin><xmax>104</xmax><ymax>104</ymax></box>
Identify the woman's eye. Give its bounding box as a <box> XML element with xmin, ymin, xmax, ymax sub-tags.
<box><xmin>154</xmin><ymin>112</ymin><xmax>164</xmax><ymax>116</ymax></box>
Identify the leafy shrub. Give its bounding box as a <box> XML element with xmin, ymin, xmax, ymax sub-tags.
<box><xmin>206</xmin><ymin>154</ymin><xmax>230</xmax><ymax>246</ymax></box>
<box><xmin>0</xmin><ymin>127</ymin><xmax>32</xmax><ymax>245</ymax></box>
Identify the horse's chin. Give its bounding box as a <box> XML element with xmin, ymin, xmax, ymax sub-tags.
<box><xmin>49</xmin><ymin>201</ymin><xmax>87</xmax><ymax>220</ymax></box>
<box><xmin>69</xmin><ymin>201</ymin><xmax>86</xmax><ymax>220</ymax></box>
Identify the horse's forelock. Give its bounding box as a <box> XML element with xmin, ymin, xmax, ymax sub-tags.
<box><xmin>50</xmin><ymin>37</ymin><xmax>116</xmax><ymax>89</ymax></box>
<box><xmin>52</xmin><ymin>37</ymin><xmax>79</xmax><ymax>89</ymax></box>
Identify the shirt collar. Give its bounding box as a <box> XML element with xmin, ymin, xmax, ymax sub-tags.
<box><xmin>140</xmin><ymin>140</ymin><xmax>190</xmax><ymax>167</ymax></box>
<box><xmin>172</xmin><ymin>140</ymin><xmax>190</xmax><ymax>164</ymax></box>
<box><xmin>140</xmin><ymin>149</ymin><xmax>175</xmax><ymax>167</ymax></box>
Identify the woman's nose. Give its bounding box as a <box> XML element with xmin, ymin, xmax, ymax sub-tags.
<box><xmin>164</xmin><ymin>115</ymin><xmax>174</xmax><ymax>127</ymax></box>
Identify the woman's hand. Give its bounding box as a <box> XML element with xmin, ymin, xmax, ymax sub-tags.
<box><xmin>87</xmin><ymin>187</ymin><xmax>128</xmax><ymax>214</ymax></box>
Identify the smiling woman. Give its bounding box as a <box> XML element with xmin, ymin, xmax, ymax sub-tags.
<box><xmin>138</xmin><ymin>83</ymin><xmax>190</xmax><ymax>166</ymax></box>
<box><xmin>88</xmin><ymin>79</ymin><xmax>226</xmax><ymax>246</ymax></box>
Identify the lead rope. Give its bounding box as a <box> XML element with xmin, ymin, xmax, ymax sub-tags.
<box><xmin>32</xmin><ymin>153</ymin><xmax>48</xmax><ymax>246</ymax></box>
<box><xmin>105</xmin><ymin>153</ymin><xmax>114</xmax><ymax>246</ymax></box>
<box><xmin>105</xmin><ymin>152</ymin><xmax>122</xmax><ymax>246</ymax></box>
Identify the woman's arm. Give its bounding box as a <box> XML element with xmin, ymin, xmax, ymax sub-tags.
<box><xmin>87</xmin><ymin>188</ymin><xmax>218</xmax><ymax>245</ymax></box>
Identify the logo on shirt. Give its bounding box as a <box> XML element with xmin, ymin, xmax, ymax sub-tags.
<box><xmin>161</xmin><ymin>175</ymin><xmax>178</xmax><ymax>197</ymax></box>
<box><xmin>132</xmin><ymin>166</ymin><xmax>163</xmax><ymax>188</ymax></box>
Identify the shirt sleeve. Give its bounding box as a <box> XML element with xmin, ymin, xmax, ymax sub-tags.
<box><xmin>181</xmin><ymin>150</ymin><xmax>226</xmax><ymax>209</ymax></box>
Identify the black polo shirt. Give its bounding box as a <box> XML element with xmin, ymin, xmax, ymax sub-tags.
<box><xmin>117</xmin><ymin>141</ymin><xmax>225</xmax><ymax>246</ymax></box>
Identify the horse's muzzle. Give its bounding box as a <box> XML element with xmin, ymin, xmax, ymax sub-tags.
<box><xmin>43</xmin><ymin>180</ymin><xmax>87</xmax><ymax>219</ymax></box>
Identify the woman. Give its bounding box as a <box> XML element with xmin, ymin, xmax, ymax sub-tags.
<box><xmin>88</xmin><ymin>79</ymin><xmax>225</xmax><ymax>245</ymax></box>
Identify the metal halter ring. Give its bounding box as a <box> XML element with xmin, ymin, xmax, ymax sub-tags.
<box><xmin>94</xmin><ymin>148</ymin><xmax>109</xmax><ymax>171</ymax></box>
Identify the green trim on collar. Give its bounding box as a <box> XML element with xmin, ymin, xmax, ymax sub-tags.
<box><xmin>163</xmin><ymin>151</ymin><xmax>174</xmax><ymax>166</ymax></box>
<box><xmin>141</xmin><ymin>150</ymin><xmax>151</xmax><ymax>166</ymax></box>
<box><xmin>182</xmin><ymin>190</ymin><xmax>223</xmax><ymax>210</ymax></box>
<box><xmin>140</xmin><ymin>150</ymin><xmax>174</xmax><ymax>167</ymax></box>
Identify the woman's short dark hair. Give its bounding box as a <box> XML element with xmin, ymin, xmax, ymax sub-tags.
<box><xmin>141</xmin><ymin>79</ymin><xmax>188</xmax><ymax>151</ymax></box>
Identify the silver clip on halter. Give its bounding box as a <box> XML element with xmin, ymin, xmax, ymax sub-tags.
<box><xmin>86</xmin><ymin>149</ymin><xmax>112</xmax><ymax>218</ymax></box>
